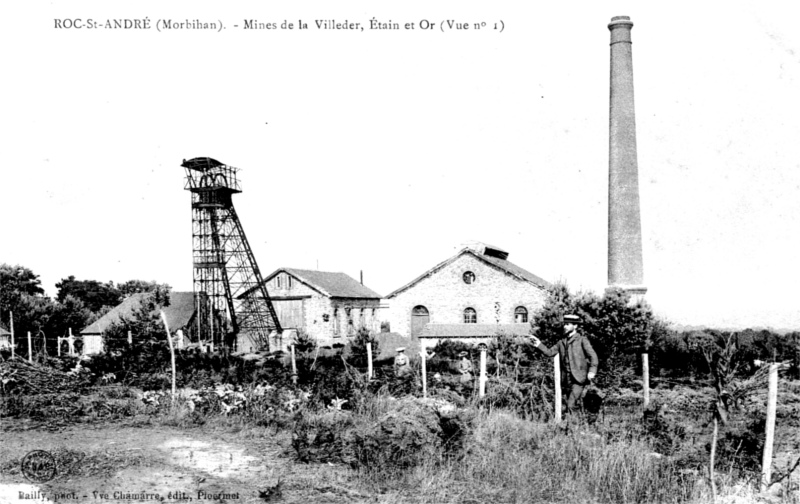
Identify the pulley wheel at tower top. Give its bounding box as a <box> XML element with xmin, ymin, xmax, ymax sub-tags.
<box><xmin>182</xmin><ymin>157</ymin><xmax>224</xmax><ymax>171</ymax></box>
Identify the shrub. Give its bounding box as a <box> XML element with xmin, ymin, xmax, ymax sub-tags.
<box><xmin>346</xmin><ymin>326</ymin><xmax>379</xmax><ymax>368</ymax></box>
<box><xmin>292</xmin><ymin>410</ymin><xmax>360</xmax><ymax>465</ymax></box>
<box><xmin>292</xmin><ymin>395</ymin><xmax>473</xmax><ymax>473</ymax></box>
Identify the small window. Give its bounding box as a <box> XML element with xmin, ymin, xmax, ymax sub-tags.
<box><xmin>288</xmin><ymin>276</ymin><xmax>293</xmax><ymax>289</ymax></box>
<box><xmin>346</xmin><ymin>308</ymin><xmax>355</xmax><ymax>335</ymax></box>
<box><xmin>333</xmin><ymin>308</ymin><xmax>340</xmax><ymax>336</ymax></box>
<box><xmin>276</xmin><ymin>276</ymin><xmax>282</xmax><ymax>289</ymax></box>
<box><xmin>515</xmin><ymin>306</ymin><xmax>528</xmax><ymax>323</ymax></box>
<box><xmin>464</xmin><ymin>307</ymin><xmax>477</xmax><ymax>324</ymax></box>
<box><xmin>463</xmin><ymin>271</ymin><xmax>476</xmax><ymax>284</ymax></box>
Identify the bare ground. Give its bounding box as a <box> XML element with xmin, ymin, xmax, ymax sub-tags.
<box><xmin>0</xmin><ymin>419</ymin><xmax>375</xmax><ymax>504</ymax></box>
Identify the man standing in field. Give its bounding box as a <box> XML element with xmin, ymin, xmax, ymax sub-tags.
<box><xmin>530</xmin><ymin>314</ymin><xmax>599</xmax><ymax>415</ymax></box>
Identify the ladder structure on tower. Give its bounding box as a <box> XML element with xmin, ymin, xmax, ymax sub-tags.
<box><xmin>182</xmin><ymin>157</ymin><xmax>282</xmax><ymax>351</ymax></box>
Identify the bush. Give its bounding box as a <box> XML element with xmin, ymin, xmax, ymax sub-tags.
<box><xmin>292</xmin><ymin>410</ymin><xmax>360</xmax><ymax>465</ymax></box>
<box><xmin>346</xmin><ymin>326</ymin><xmax>379</xmax><ymax>368</ymax></box>
<box><xmin>292</xmin><ymin>395</ymin><xmax>473</xmax><ymax>472</ymax></box>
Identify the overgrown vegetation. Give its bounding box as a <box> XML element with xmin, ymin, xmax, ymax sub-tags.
<box><xmin>2</xmin><ymin>272</ymin><xmax>800</xmax><ymax>502</ymax></box>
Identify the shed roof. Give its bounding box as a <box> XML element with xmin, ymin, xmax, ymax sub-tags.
<box><xmin>419</xmin><ymin>323</ymin><xmax>532</xmax><ymax>338</ymax></box>
<box><xmin>80</xmin><ymin>291</ymin><xmax>195</xmax><ymax>335</ymax></box>
<box><xmin>265</xmin><ymin>268</ymin><xmax>382</xmax><ymax>299</ymax></box>
<box><xmin>0</xmin><ymin>324</ymin><xmax>10</xmax><ymax>337</ymax></box>
<box><xmin>386</xmin><ymin>247</ymin><xmax>549</xmax><ymax>299</ymax></box>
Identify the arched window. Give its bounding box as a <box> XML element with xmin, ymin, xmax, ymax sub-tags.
<box><xmin>464</xmin><ymin>307</ymin><xmax>477</xmax><ymax>324</ymax></box>
<box><xmin>515</xmin><ymin>306</ymin><xmax>528</xmax><ymax>323</ymax></box>
<box><xmin>463</xmin><ymin>271</ymin><xmax>476</xmax><ymax>284</ymax></box>
<box><xmin>412</xmin><ymin>305</ymin><xmax>429</xmax><ymax>316</ymax></box>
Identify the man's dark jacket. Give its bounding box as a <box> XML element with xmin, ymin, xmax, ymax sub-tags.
<box><xmin>535</xmin><ymin>332</ymin><xmax>599</xmax><ymax>385</ymax></box>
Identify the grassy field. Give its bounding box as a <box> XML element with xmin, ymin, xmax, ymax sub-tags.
<box><xmin>1</xmin><ymin>382</ymin><xmax>799</xmax><ymax>504</ymax></box>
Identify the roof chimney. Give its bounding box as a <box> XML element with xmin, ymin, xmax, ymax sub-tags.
<box><xmin>607</xmin><ymin>16</ymin><xmax>646</xmax><ymax>299</ymax></box>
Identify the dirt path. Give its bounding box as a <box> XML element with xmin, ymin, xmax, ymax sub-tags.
<box><xmin>0</xmin><ymin>421</ymin><xmax>373</xmax><ymax>504</ymax></box>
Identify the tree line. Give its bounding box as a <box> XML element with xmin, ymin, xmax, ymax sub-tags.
<box><xmin>0</xmin><ymin>263</ymin><xmax>168</xmax><ymax>357</ymax></box>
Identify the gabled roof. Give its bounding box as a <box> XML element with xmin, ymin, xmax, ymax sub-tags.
<box><xmin>420</xmin><ymin>323</ymin><xmax>532</xmax><ymax>338</ymax></box>
<box><xmin>265</xmin><ymin>268</ymin><xmax>382</xmax><ymax>299</ymax></box>
<box><xmin>80</xmin><ymin>291</ymin><xmax>195</xmax><ymax>335</ymax></box>
<box><xmin>0</xmin><ymin>324</ymin><xmax>10</xmax><ymax>337</ymax></box>
<box><xmin>385</xmin><ymin>247</ymin><xmax>549</xmax><ymax>299</ymax></box>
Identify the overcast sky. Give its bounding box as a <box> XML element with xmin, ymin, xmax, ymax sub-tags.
<box><xmin>3</xmin><ymin>1</ymin><xmax>799</xmax><ymax>330</ymax></box>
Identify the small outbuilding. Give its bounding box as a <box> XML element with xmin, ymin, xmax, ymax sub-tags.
<box><xmin>79</xmin><ymin>291</ymin><xmax>196</xmax><ymax>355</ymax></box>
<box><xmin>0</xmin><ymin>323</ymin><xmax>12</xmax><ymax>350</ymax></box>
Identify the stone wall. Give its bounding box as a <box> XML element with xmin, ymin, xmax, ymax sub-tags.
<box><xmin>267</xmin><ymin>272</ymin><xmax>381</xmax><ymax>346</ymax></box>
<box><xmin>386</xmin><ymin>253</ymin><xmax>547</xmax><ymax>338</ymax></box>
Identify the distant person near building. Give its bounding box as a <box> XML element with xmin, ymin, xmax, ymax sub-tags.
<box><xmin>394</xmin><ymin>347</ymin><xmax>411</xmax><ymax>378</ymax></box>
<box><xmin>458</xmin><ymin>351</ymin><xmax>473</xmax><ymax>384</ymax></box>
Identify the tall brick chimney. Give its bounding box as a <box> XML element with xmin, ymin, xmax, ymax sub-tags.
<box><xmin>607</xmin><ymin>16</ymin><xmax>646</xmax><ymax>299</ymax></box>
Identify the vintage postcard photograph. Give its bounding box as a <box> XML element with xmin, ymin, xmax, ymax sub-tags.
<box><xmin>1</xmin><ymin>1</ymin><xmax>799</xmax><ymax>503</ymax></box>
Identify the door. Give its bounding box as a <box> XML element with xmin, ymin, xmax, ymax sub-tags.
<box><xmin>272</xmin><ymin>299</ymin><xmax>305</xmax><ymax>330</ymax></box>
<box><xmin>410</xmin><ymin>305</ymin><xmax>430</xmax><ymax>338</ymax></box>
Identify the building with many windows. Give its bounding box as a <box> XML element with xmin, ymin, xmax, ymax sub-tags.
<box><xmin>263</xmin><ymin>268</ymin><xmax>382</xmax><ymax>346</ymax></box>
<box><xmin>383</xmin><ymin>242</ymin><xmax>549</xmax><ymax>348</ymax></box>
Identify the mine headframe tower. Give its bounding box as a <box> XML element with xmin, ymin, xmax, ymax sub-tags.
<box><xmin>182</xmin><ymin>157</ymin><xmax>281</xmax><ymax>352</ymax></box>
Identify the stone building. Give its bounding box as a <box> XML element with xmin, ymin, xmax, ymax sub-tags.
<box><xmin>384</xmin><ymin>243</ymin><xmax>549</xmax><ymax>348</ymax></box>
<box><xmin>263</xmin><ymin>268</ymin><xmax>382</xmax><ymax>346</ymax></box>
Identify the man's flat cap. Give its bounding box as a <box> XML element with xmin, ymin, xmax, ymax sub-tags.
<box><xmin>563</xmin><ymin>314</ymin><xmax>582</xmax><ymax>324</ymax></box>
<box><xmin>396</xmin><ymin>347</ymin><xmax>406</xmax><ymax>352</ymax></box>
<box><xmin>459</xmin><ymin>351</ymin><xmax>469</xmax><ymax>357</ymax></box>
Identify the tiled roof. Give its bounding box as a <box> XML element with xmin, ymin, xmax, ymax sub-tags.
<box><xmin>386</xmin><ymin>248</ymin><xmax>549</xmax><ymax>299</ymax></box>
<box><xmin>419</xmin><ymin>323</ymin><xmax>532</xmax><ymax>338</ymax></box>
<box><xmin>266</xmin><ymin>268</ymin><xmax>382</xmax><ymax>299</ymax></box>
<box><xmin>80</xmin><ymin>291</ymin><xmax>195</xmax><ymax>335</ymax></box>
<box><xmin>480</xmin><ymin>254</ymin><xmax>549</xmax><ymax>288</ymax></box>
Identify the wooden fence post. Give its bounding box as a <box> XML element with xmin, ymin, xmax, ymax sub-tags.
<box><xmin>27</xmin><ymin>331</ymin><xmax>32</xmax><ymax>364</ymax></box>
<box><xmin>57</xmin><ymin>337</ymin><xmax>61</xmax><ymax>357</ymax></box>
<box><xmin>554</xmin><ymin>355</ymin><xmax>562</xmax><ymax>422</ymax></box>
<box><xmin>366</xmin><ymin>340</ymin><xmax>373</xmax><ymax>380</ymax></box>
<box><xmin>643</xmin><ymin>353</ymin><xmax>650</xmax><ymax>408</ymax></box>
<box><xmin>761</xmin><ymin>363</ymin><xmax>779</xmax><ymax>492</ymax></box>
<box><xmin>128</xmin><ymin>330</ymin><xmax>132</xmax><ymax>345</ymax></box>
<box><xmin>68</xmin><ymin>328</ymin><xmax>74</xmax><ymax>356</ymax></box>
<box><xmin>421</xmin><ymin>348</ymin><xmax>428</xmax><ymax>398</ymax></box>
<box><xmin>160</xmin><ymin>311</ymin><xmax>177</xmax><ymax>401</ymax></box>
<box><xmin>10</xmin><ymin>311</ymin><xmax>14</xmax><ymax>359</ymax></box>
<box><xmin>479</xmin><ymin>346</ymin><xmax>487</xmax><ymax>398</ymax></box>
<box><xmin>291</xmin><ymin>344</ymin><xmax>298</xmax><ymax>385</ymax></box>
